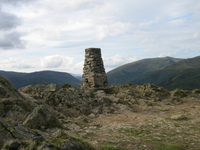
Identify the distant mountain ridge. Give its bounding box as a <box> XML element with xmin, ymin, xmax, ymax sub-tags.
<box><xmin>132</xmin><ymin>56</ymin><xmax>200</xmax><ymax>90</ymax></box>
<box><xmin>1</xmin><ymin>56</ymin><xmax>200</xmax><ymax>90</ymax></box>
<box><xmin>107</xmin><ymin>56</ymin><xmax>200</xmax><ymax>90</ymax></box>
<box><xmin>107</xmin><ymin>56</ymin><xmax>182</xmax><ymax>86</ymax></box>
<box><xmin>0</xmin><ymin>70</ymin><xmax>81</xmax><ymax>89</ymax></box>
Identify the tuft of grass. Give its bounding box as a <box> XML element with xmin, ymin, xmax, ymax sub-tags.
<box><xmin>98</xmin><ymin>145</ymin><xmax>129</xmax><ymax>150</ymax></box>
<box><xmin>154</xmin><ymin>142</ymin><xmax>187</xmax><ymax>150</ymax></box>
<box><xmin>118</xmin><ymin>128</ymin><xmax>150</xmax><ymax>137</ymax></box>
<box><xmin>45</xmin><ymin>138</ymin><xmax>67</xmax><ymax>147</ymax></box>
<box><xmin>172</xmin><ymin>89</ymin><xmax>191</xmax><ymax>98</ymax></box>
<box><xmin>192</xmin><ymin>89</ymin><xmax>200</xmax><ymax>94</ymax></box>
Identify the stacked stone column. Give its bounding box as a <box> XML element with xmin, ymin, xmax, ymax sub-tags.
<box><xmin>81</xmin><ymin>48</ymin><xmax>108</xmax><ymax>90</ymax></box>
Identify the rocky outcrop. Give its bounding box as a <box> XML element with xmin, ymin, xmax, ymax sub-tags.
<box><xmin>0</xmin><ymin>117</ymin><xmax>95</xmax><ymax>150</ymax></box>
<box><xmin>0</xmin><ymin>76</ymin><xmax>44</xmax><ymax>149</ymax></box>
<box><xmin>20</xmin><ymin>84</ymin><xmax>134</xmax><ymax>118</ymax></box>
<box><xmin>82</xmin><ymin>48</ymin><xmax>108</xmax><ymax>90</ymax></box>
<box><xmin>0</xmin><ymin>75</ymin><xmax>34</xmax><ymax>123</ymax></box>
<box><xmin>23</xmin><ymin>104</ymin><xmax>61</xmax><ymax>129</ymax></box>
<box><xmin>0</xmin><ymin>118</ymin><xmax>43</xmax><ymax>148</ymax></box>
<box><xmin>2</xmin><ymin>70</ymin><xmax>199</xmax><ymax>150</ymax></box>
<box><xmin>0</xmin><ymin>76</ymin><xmax>95</xmax><ymax>149</ymax></box>
<box><xmin>0</xmin><ymin>99</ymin><xmax>34</xmax><ymax>123</ymax></box>
<box><xmin>0</xmin><ymin>75</ymin><xmax>24</xmax><ymax>99</ymax></box>
<box><xmin>19</xmin><ymin>83</ymin><xmax>58</xmax><ymax>99</ymax></box>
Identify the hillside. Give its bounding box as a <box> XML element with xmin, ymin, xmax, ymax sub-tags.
<box><xmin>107</xmin><ymin>57</ymin><xmax>182</xmax><ymax>86</ymax></box>
<box><xmin>1</xmin><ymin>73</ymin><xmax>200</xmax><ymax>149</ymax></box>
<box><xmin>0</xmin><ymin>70</ymin><xmax>81</xmax><ymax>89</ymax></box>
<box><xmin>133</xmin><ymin>56</ymin><xmax>200</xmax><ymax>90</ymax></box>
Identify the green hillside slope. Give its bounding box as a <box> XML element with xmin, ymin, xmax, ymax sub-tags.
<box><xmin>107</xmin><ymin>57</ymin><xmax>181</xmax><ymax>85</ymax></box>
<box><xmin>133</xmin><ymin>56</ymin><xmax>200</xmax><ymax>90</ymax></box>
<box><xmin>0</xmin><ymin>70</ymin><xmax>81</xmax><ymax>89</ymax></box>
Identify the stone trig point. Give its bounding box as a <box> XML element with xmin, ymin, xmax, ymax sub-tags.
<box><xmin>81</xmin><ymin>48</ymin><xmax>108</xmax><ymax>90</ymax></box>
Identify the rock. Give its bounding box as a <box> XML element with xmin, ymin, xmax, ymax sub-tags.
<box><xmin>3</xmin><ymin>139</ymin><xmax>21</xmax><ymax>150</ymax></box>
<box><xmin>0</xmin><ymin>118</ymin><xmax>44</xmax><ymax>148</ymax></box>
<box><xmin>20</xmin><ymin>83</ymin><xmax>135</xmax><ymax>117</ymax></box>
<box><xmin>37</xmin><ymin>142</ymin><xmax>57</xmax><ymax>150</ymax></box>
<box><xmin>19</xmin><ymin>84</ymin><xmax>46</xmax><ymax>99</ymax></box>
<box><xmin>0</xmin><ymin>98</ymin><xmax>35</xmax><ymax>123</ymax></box>
<box><xmin>171</xmin><ymin>114</ymin><xmax>187</xmax><ymax>120</ymax></box>
<box><xmin>52</xmin><ymin>129</ymin><xmax>67</xmax><ymax>138</ymax></box>
<box><xmin>89</xmin><ymin>113</ymin><xmax>96</xmax><ymax>118</ymax></box>
<box><xmin>0</xmin><ymin>85</ymin><xmax>7</xmax><ymax>98</ymax></box>
<box><xmin>23</xmin><ymin>104</ymin><xmax>61</xmax><ymax>129</ymax></box>
<box><xmin>0</xmin><ymin>118</ymin><xmax>14</xmax><ymax>148</ymax></box>
<box><xmin>13</xmin><ymin>124</ymin><xmax>45</xmax><ymax>140</ymax></box>
<box><xmin>37</xmin><ymin>138</ymin><xmax>95</xmax><ymax>150</ymax></box>
<box><xmin>60</xmin><ymin>141</ymin><xmax>86</xmax><ymax>150</ymax></box>
<box><xmin>6</xmin><ymin>104</ymin><xmax>29</xmax><ymax>123</ymax></box>
<box><xmin>0</xmin><ymin>76</ymin><xmax>34</xmax><ymax>123</ymax></box>
<box><xmin>45</xmin><ymin>84</ymin><xmax>58</xmax><ymax>92</ymax></box>
<box><xmin>0</xmin><ymin>75</ymin><xmax>24</xmax><ymax>99</ymax></box>
<box><xmin>67</xmin><ymin>123</ymin><xmax>81</xmax><ymax>132</ymax></box>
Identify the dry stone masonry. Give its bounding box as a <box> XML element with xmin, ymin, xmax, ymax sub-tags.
<box><xmin>82</xmin><ymin>48</ymin><xmax>108</xmax><ymax>90</ymax></box>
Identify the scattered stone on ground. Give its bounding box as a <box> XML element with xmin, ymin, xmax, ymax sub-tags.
<box><xmin>0</xmin><ymin>73</ymin><xmax>200</xmax><ymax>149</ymax></box>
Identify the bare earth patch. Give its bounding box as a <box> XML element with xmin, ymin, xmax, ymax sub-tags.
<box><xmin>75</xmin><ymin>102</ymin><xmax>200</xmax><ymax>150</ymax></box>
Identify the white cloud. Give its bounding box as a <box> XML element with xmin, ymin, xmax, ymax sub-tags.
<box><xmin>0</xmin><ymin>0</ymin><xmax>200</xmax><ymax>74</ymax></box>
<box><xmin>12</xmin><ymin>64</ymin><xmax>33</xmax><ymax>69</ymax></box>
<box><xmin>0</xmin><ymin>54</ymin><xmax>83</xmax><ymax>74</ymax></box>
<box><xmin>95</xmin><ymin>22</ymin><xmax>131</xmax><ymax>40</ymax></box>
<box><xmin>0</xmin><ymin>31</ymin><xmax>25</xmax><ymax>49</ymax></box>
<box><xmin>41</xmin><ymin>55</ymin><xmax>62</xmax><ymax>68</ymax></box>
<box><xmin>0</xmin><ymin>56</ymin><xmax>35</xmax><ymax>70</ymax></box>
<box><xmin>0</xmin><ymin>11</ymin><xmax>21</xmax><ymax>30</ymax></box>
<box><xmin>193</xmin><ymin>32</ymin><xmax>200</xmax><ymax>39</ymax></box>
<box><xmin>0</xmin><ymin>2</ymin><xmax>25</xmax><ymax>50</ymax></box>
<box><xmin>104</xmin><ymin>55</ymin><xmax>124</xmax><ymax>67</ymax></box>
<box><xmin>104</xmin><ymin>55</ymin><xmax>138</xmax><ymax>69</ymax></box>
<box><xmin>41</xmin><ymin>55</ymin><xmax>73</xmax><ymax>68</ymax></box>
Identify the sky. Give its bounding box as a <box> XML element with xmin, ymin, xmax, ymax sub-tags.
<box><xmin>0</xmin><ymin>0</ymin><xmax>200</xmax><ymax>74</ymax></box>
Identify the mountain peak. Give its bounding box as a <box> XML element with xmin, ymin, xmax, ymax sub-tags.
<box><xmin>107</xmin><ymin>55</ymin><xmax>200</xmax><ymax>90</ymax></box>
<box><xmin>0</xmin><ymin>70</ymin><xmax>81</xmax><ymax>89</ymax></box>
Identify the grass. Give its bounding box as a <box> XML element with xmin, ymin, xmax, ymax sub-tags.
<box><xmin>112</xmin><ymin>115</ymin><xmax>199</xmax><ymax>150</ymax></box>
<box><xmin>98</xmin><ymin>145</ymin><xmax>129</xmax><ymax>150</ymax></box>
<box><xmin>42</xmin><ymin>137</ymin><xmax>95</xmax><ymax>150</ymax></box>
<box><xmin>153</xmin><ymin>142</ymin><xmax>187</xmax><ymax>150</ymax></box>
<box><xmin>172</xmin><ymin>89</ymin><xmax>191</xmax><ymax>98</ymax></box>
<box><xmin>118</xmin><ymin>128</ymin><xmax>151</xmax><ymax>137</ymax></box>
<box><xmin>45</xmin><ymin>138</ymin><xmax>67</xmax><ymax>147</ymax></box>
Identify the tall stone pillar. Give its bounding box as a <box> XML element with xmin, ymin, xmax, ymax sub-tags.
<box><xmin>82</xmin><ymin>48</ymin><xmax>108</xmax><ymax>90</ymax></box>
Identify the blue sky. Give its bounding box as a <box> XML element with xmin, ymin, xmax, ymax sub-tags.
<box><xmin>0</xmin><ymin>0</ymin><xmax>200</xmax><ymax>74</ymax></box>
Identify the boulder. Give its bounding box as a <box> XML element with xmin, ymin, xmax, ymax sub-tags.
<box><xmin>0</xmin><ymin>75</ymin><xmax>24</xmax><ymax>99</ymax></box>
<box><xmin>0</xmin><ymin>85</ymin><xmax>7</xmax><ymax>98</ymax></box>
<box><xmin>23</xmin><ymin>104</ymin><xmax>61</xmax><ymax>129</ymax></box>
<box><xmin>0</xmin><ymin>98</ymin><xmax>35</xmax><ymax>123</ymax></box>
<box><xmin>171</xmin><ymin>114</ymin><xmax>187</xmax><ymax>120</ymax></box>
<box><xmin>37</xmin><ymin>142</ymin><xmax>57</xmax><ymax>150</ymax></box>
<box><xmin>0</xmin><ymin>118</ymin><xmax>43</xmax><ymax>148</ymax></box>
<box><xmin>0</xmin><ymin>118</ymin><xmax>14</xmax><ymax>148</ymax></box>
<box><xmin>3</xmin><ymin>139</ymin><xmax>21</xmax><ymax>150</ymax></box>
<box><xmin>60</xmin><ymin>141</ymin><xmax>86</xmax><ymax>150</ymax></box>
